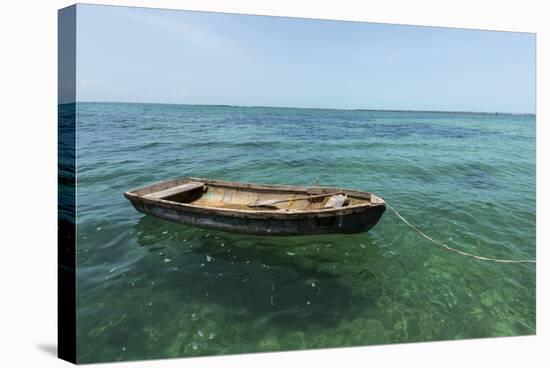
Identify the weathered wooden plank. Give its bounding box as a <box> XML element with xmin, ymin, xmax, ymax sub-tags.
<box><xmin>248</xmin><ymin>192</ymin><xmax>344</xmax><ymax>208</ymax></box>
<box><xmin>144</xmin><ymin>182</ymin><xmax>204</xmax><ymax>200</ymax></box>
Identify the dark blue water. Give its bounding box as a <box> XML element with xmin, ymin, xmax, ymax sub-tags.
<box><xmin>73</xmin><ymin>102</ymin><xmax>535</xmax><ymax>363</ymax></box>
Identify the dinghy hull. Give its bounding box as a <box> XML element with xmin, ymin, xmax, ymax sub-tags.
<box><xmin>124</xmin><ymin>177</ymin><xmax>385</xmax><ymax>236</ymax></box>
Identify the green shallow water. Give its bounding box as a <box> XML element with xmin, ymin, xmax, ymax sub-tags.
<box><xmin>72</xmin><ymin>102</ymin><xmax>535</xmax><ymax>363</ymax></box>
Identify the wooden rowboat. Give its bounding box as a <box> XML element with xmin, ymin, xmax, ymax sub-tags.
<box><xmin>124</xmin><ymin>177</ymin><xmax>386</xmax><ymax>236</ymax></box>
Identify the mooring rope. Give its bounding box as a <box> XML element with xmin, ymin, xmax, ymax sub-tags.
<box><xmin>385</xmin><ymin>202</ymin><xmax>536</xmax><ymax>264</ymax></box>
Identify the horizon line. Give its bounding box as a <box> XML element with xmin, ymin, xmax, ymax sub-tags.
<box><xmin>66</xmin><ymin>100</ymin><xmax>536</xmax><ymax>116</ymax></box>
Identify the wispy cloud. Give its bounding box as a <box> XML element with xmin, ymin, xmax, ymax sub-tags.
<box><xmin>106</xmin><ymin>6</ymin><xmax>238</xmax><ymax>56</ymax></box>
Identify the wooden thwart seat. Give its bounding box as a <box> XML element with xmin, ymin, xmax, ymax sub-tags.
<box><xmin>144</xmin><ymin>182</ymin><xmax>205</xmax><ymax>200</ymax></box>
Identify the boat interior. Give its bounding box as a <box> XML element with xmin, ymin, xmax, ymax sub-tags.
<box><xmin>136</xmin><ymin>180</ymin><xmax>374</xmax><ymax>211</ymax></box>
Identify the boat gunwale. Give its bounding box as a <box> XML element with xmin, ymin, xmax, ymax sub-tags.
<box><xmin>124</xmin><ymin>176</ymin><xmax>385</xmax><ymax>219</ymax></box>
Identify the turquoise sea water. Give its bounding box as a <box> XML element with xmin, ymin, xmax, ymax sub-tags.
<box><xmin>73</xmin><ymin>102</ymin><xmax>535</xmax><ymax>363</ymax></box>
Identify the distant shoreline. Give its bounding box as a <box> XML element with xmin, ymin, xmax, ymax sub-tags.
<box><xmin>64</xmin><ymin>101</ymin><xmax>536</xmax><ymax>117</ymax></box>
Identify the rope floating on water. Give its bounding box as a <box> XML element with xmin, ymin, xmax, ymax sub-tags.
<box><xmin>386</xmin><ymin>202</ymin><xmax>536</xmax><ymax>264</ymax></box>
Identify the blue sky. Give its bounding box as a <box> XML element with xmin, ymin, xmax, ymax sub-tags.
<box><xmin>76</xmin><ymin>4</ymin><xmax>536</xmax><ymax>113</ymax></box>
